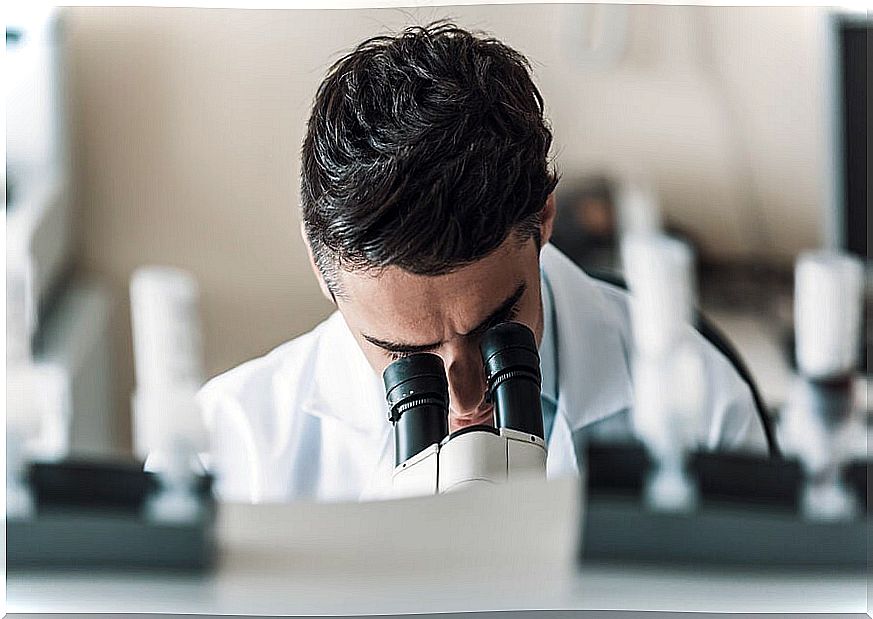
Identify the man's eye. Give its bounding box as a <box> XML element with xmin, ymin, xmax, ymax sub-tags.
<box><xmin>485</xmin><ymin>306</ymin><xmax>521</xmax><ymax>333</ymax></box>
<box><xmin>387</xmin><ymin>351</ymin><xmax>412</xmax><ymax>361</ymax></box>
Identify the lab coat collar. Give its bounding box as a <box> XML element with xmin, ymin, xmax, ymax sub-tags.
<box><xmin>292</xmin><ymin>312</ymin><xmax>390</xmax><ymax>436</ymax></box>
<box><xmin>538</xmin><ymin>268</ymin><xmax>558</xmax><ymax>406</ymax></box>
<box><xmin>540</xmin><ymin>244</ymin><xmax>634</xmax><ymax>431</ymax></box>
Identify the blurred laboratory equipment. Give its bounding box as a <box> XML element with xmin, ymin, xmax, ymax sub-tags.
<box><xmin>551</xmin><ymin>175</ymin><xmax>621</xmax><ymax>273</ymax></box>
<box><xmin>780</xmin><ymin>251</ymin><xmax>865</xmax><ymax>522</ymax></box>
<box><xmin>616</xmin><ymin>179</ymin><xmax>663</xmax><ymax>238</ymax></box>
<box><xmin>130</xmin><ymin>266</ymin><xmax>209</xmax><ymax>523</ymax></box>
<box><xmin>824</xmin><ymin>12</ymin><xmax>870</xmax><ymax>392</ymax></box>
<box><xmin>577</xmin><ymin>235</ymin><xmax>868</xmax><ymax>568</ymax></box>
<box><xmin>386</xmin><ymin>322</ymin><xmax>546</xmax><ymax>498</ymax></box>
<box><xmin>6</xmin><ymin>231</ymin><xmax>73</xmax><ymax>512</ymax></box>
<box><xmin>6</xmin><ymin>266</ymin><xmax>216</xmax><ymax>570</ymax></box>
<box><xmin>621</xmin><ymin>233</ymin><xmax>703</xmax><ymax>512</ymax></box>
<box><xmin>6</xmin><ymin>5</ymin><xmax>67</xmax><ymax>211</ymax></box>
<box><xmin>551</xmin><ymin>175</ymin><xmax>667</xmax><ymax>278</ymax></box>
<box><xmin>7</xmin><ymin>5</ymin><xmax>116</xmax><ymax>459</ymax></box>
<box><xmin>552</xmin><ymin>175</ymin><xmax>705</xmax><ymax>284</ymax></box>
<box><xmin>7</xmin><ymin>238</ymin><xmax>41</xmax><ymax>518</ymax></box>
<box><xmin>826</xmin><ymin>13</ymin><xmax>867</xmax><ymax>262</ymax></box>
<box><xmin>7</xmin><ymin>6</ymin><xmax>121</xmax><ymax>551</ymax></box>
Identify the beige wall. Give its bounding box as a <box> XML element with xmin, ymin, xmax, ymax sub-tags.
<box><xmin>63</xmin><ymin>5</ymin><xmax>831</xmax><ymax>449</ymax></box>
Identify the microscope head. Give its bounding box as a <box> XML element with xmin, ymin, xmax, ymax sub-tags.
<box><xmin>383</xmin><ymin>322</ymin><xmax>547</xmax><ymax>496</ymax></box>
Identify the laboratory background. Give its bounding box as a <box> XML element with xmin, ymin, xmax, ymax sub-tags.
<box><xmin>6</xmin><ymin>3</ymin><xmax>870</xmax><ymax>615</ymax></box>
<box><xmin>7</xmin><ymin>4</ymin><xmax>867</xmax><ymax>459</ymax></box>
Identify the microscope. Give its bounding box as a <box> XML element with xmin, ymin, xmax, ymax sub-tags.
<box><xmin>620</xmin><ymin>232</ymin><xmax>703</xmax><ymax>512</ymax></box>
<box><xmin>130</xmin><ymin>266</ymin><xmax>211</xmax><ymax>524</ymax></box>
<box><xmin>7</xmin><ymin>266</ymin><xmax>216</xmax><ymax>570</ymax></box>
<box><xmin>383</xmin><ymin>322</ymin><xmax>547</xmax><ymax>497</ymax></box>
<box><xmin>578</xmin><ymin>233</ymin><xmax>868</xmax><ymax>569</ymax></box>
<box><xmin>780</xmin><ymin>251</ymin><xmax>866</xmax><ymax>522</ymax></box>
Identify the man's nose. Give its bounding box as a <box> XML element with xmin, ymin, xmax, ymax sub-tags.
<box><xmin>445</xmin><ymin>349</ymin><xmax>487</xmax><ymax>415</ymax></box>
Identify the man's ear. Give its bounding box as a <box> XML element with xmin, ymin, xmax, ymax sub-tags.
<box><xmin>300</xmin><ymin>222</ymin><xmax>336</xmax><ymax>303</ymax></box>
<box><xmin>540</xmin><ymin>193</ymin><xmax>557</xmax><ymax>246</ymax></box>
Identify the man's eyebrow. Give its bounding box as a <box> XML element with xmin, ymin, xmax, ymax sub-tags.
<box><xmin>362</xmin><ymin>281</ymin><xmax>527</xmax><ymax>355</ymax></box>
<box><xmin>460</xmin><ymin>281</ymin><xmax>527</xmax><ymax>338</ymax></box>
<box><xmin>362</xmin><ymin>335</ymin><xmax>442</xmax><ymax>355</ymax></box>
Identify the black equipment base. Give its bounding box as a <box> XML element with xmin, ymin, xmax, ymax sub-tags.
<box><xmin>579</xmin><ymin>442</ymin><xmax>870</xmax><ymax>569</ymax></box>
<box><xmin>7</xmin><ymin>458</ymin><xmax>216</xmax><ymax>571</ymax></box>
<box><xmin>7</xmin><ymin>511</ymin><xmax>216</xmax><ymax>570</ymax></box>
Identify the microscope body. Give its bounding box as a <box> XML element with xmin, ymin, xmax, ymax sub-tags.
<box><xmin>384</xmin><ymin>322</ymin><xmax>547</xmax><ymax>498</ymax></box>
<box><xmin>393</xmin><ymin>425</ymin><xmax>547</xmax><ymax>496</ymax></box>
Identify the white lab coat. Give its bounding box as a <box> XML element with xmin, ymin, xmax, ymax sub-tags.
<box><xmin>197</xmin><ymin>244</ymin><xmax>767</xmax><ymax>503</ymax></box>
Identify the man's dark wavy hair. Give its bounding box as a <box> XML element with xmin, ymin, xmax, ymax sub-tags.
<box><xmin>301</xmin><ymin>22</ymin><xmax>559</xmax><ymax>292</ymax></box>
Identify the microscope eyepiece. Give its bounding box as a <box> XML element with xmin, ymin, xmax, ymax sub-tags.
<box><xmin>383</xmin><ymin>353</ymin><xmax>448</xmax><ymax>419</ymax></box>
<box><xmin>382</xmin><ymin>353</ymin><xmax>449</xmax><ymax>466</ymax></box>
<box><xmin>480</xmin><ymin>322</ymin><xmax>544</xmax><ymax>439</ymax></box>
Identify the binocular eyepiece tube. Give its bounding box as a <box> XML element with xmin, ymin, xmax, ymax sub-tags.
<box><xmin>383</xmin><ymin>322</ymin><xmax>545</xmax><ymax>469</ymax></box>
<box><xmin>383</xmin><ymin>353</ymin><xmax>450</xmax><ymax>467</ymax></box>
<box><xmin>480</xmin><ymin>322</ymin><xmax>544</xmax><ymax>440</ymax></box>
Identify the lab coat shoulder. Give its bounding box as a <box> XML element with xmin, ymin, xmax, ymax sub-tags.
<box><xmin>540</xmin><ymin>244</ymin><xmax>766</xmax><ymax>456</ymax></box>
<box><xmin>196</xmin><ymin>316</ymin><xmax>328</xmax><ymax>503</ymax></box>
<box><xmin>691</xmin><ymin>326</ymin><xmax>767</xmax><ymax>452</ymax></box>
<box><xmin>198</xmin><ymin>323</ymin><xmax>321</xmax><ymax>432</ymax></box>
<box><xmin>197</xmin><ymin>312</ymin><xmax>390</xmax><ymax>503</ymax></box>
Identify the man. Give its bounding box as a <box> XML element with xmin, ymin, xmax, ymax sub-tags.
<box><xmin>199</xmin><ymin>23</ymin><xmax>768</xmax><ymax>504</ymax></box>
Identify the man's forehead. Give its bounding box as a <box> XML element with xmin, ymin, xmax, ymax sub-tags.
<box><xmin>339</xmin><ymin>263</ymin><xmax>508</xmax><ymax>313</ymax></box>
<box><xmin>335</xmin><ymin>235</ymin><xmax>537</xmax><ymax>299</ymax></box>
<box><xmin>334</xmin><ymin>242</ymin><xmax>539</xmax><ymax>350</ymax></box>
<box><xmin>337</xmin><ymin>263</ymin><xmax>520</xmax><ymax>313</ymax></box>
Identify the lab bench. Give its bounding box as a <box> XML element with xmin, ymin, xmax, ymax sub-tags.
<box><xmin>6</xmin><ymin>476</ymin><xmax>866</xmax><ymax>616</ymax></box>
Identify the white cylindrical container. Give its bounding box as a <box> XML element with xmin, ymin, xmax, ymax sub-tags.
<box><xmin>783</xmin><ymin>250</ymin><xmax>864</xmax><ymax>522</ymax></box>
<box><xmin>794</xmin><ymin>251</ymin><xmax>864</xmax><ymax>379</ymax></box>
<box><xmin>6</xmin><ymin>234</ymin><xmax>35</xmax><ymax>366</ymax></box>
<box><xmin>130</xmin><ymin>266</ymin><xmax>208</xmax><ymax>458</ymax></box>
<box><xmin>130</xmin><ymin>266</ymin><xmax>204</xmax><ymax>392</ymax></box>
<box><xmin>621</xmin><ymin>233</ymin><xmax>695</xmax><ymax>359</ymax></box>
<box><xmin>622</xmin><ymin>232</ymin><xmax>700</xmax><ymax>513</ymax></box>
<box><xmin>616</xmin><ymin>180</ymin><xmax>663</xmax><ymax>237</ymax></box>
<box><xmin>129</xmin><ymin>266</ymin><xmax>208</xmax><ymax>523</ymax></box>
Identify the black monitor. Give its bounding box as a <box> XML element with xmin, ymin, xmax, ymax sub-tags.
<box><xmin>832</xmin><ymin>14</ymin><xmax>869</xmax><ymax>260</ymax></box>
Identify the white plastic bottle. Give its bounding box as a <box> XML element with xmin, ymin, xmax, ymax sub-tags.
<box><xmin>621</xmin><ymin>233</ymin><xmax>704</xmax><ymax>512</ymax></box>
<box><xmin>130</xmin><ymin>266</ymin><xmax>208</xmax><ymax>523</ymax></box>
<box><xmin>782</xmin><ymin>250</ymin><xmax>864</xmax><ymax>522</ymax></box>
